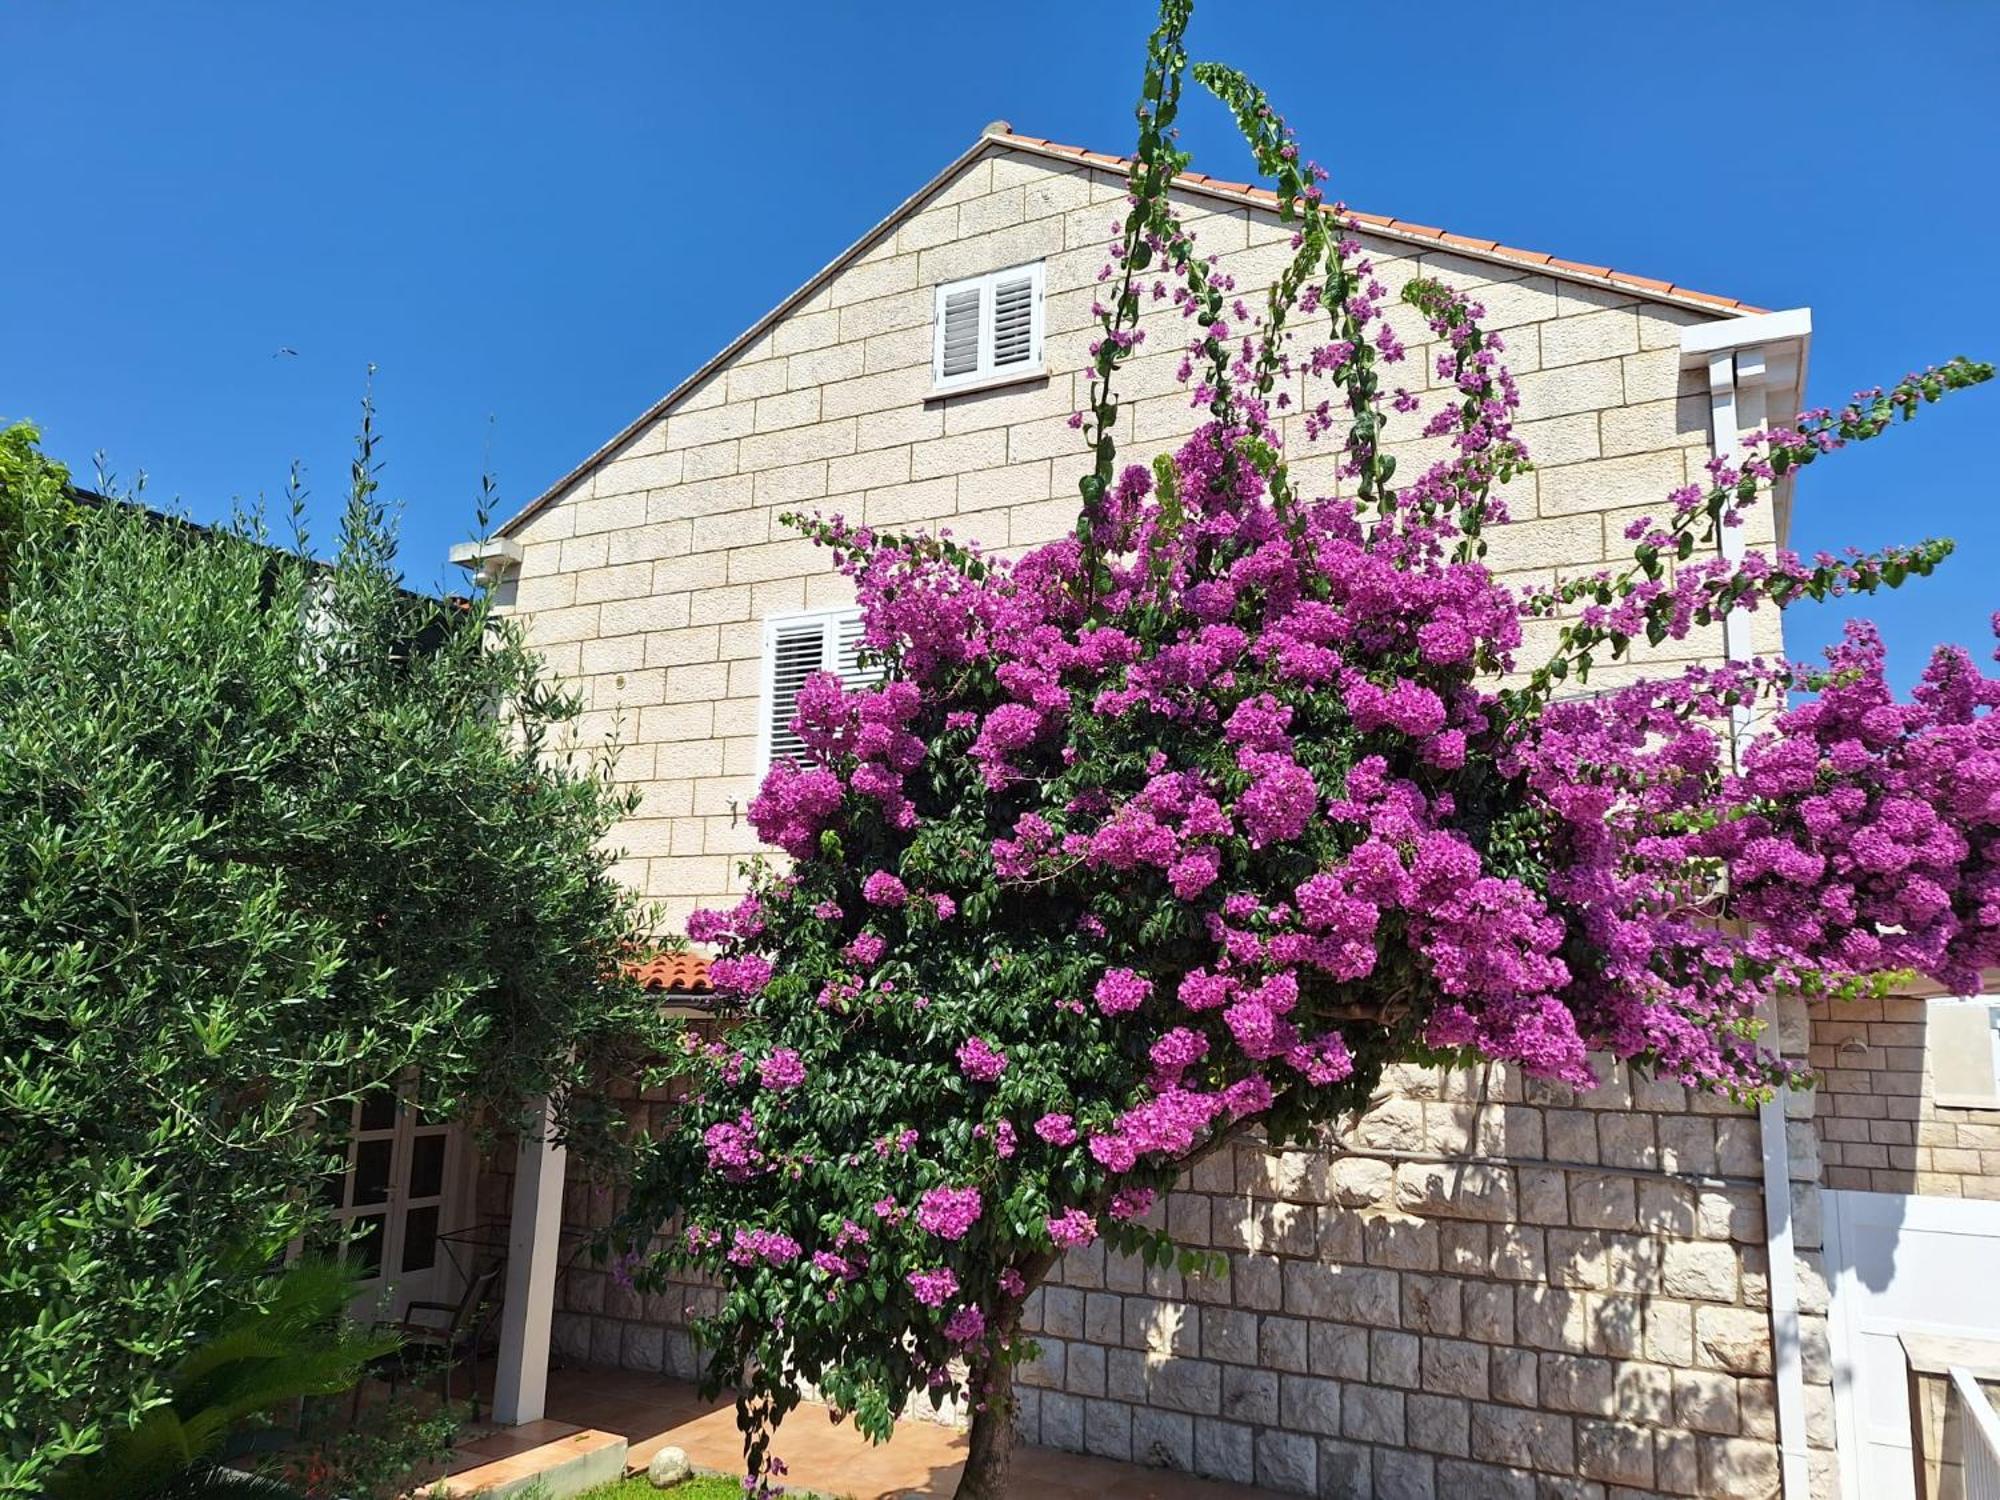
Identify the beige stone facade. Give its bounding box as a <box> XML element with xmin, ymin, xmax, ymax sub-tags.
<box><xmin>1808</xmin><ymin>976</ymin><xmax>2000</xmax><ymax>1201</ymax></box>
<box><xmin>487</xmin><ymin>134</ymin><xmax>1837</xmax><ymax>1498</ymax></box>
<box><xmin>493</xmin><ymin>135</ymin><xmax>1782</xmax><ymax>936</ymax></box>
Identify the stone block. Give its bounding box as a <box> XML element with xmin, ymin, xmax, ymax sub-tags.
<box><xmin>1492</xmin><ymin>1349</ymin><xmax>1539</xmax><ymax>1407</ymax></box>
<box><xmin>1147</xmin><ymin>1356</ymin><xmax>1222</xmax><ymax>1416</ymax></box>
<box><xmin>1255</xmin><ymin>1429</ymin><xmax>1317</xmax><ymax>1496</ymax></box>
<box><xmin>1576</xmin><ymin>1419</ymin><xmax>1655</xmax><ymax>1489</ymax></box>
<box><xmin>1284</xmin><ymin>1261</ymin><xmax>1399</xmax><ymax>1325</ymax></box>
<box><xmin>1193</xmin><ymin>1418</ymin><xmax>1255</xmax><ymax>1485</ymax></box>
<box><xmin>1375</xmin><ymin>1448</ymin><xmax>1437</xmax><ymax>1500</ymax></box>
<box><xmin>1696</xmin><ymin>1306</ymin><xmax>1774</xmax><ymax>1375</ymax></box>
<box><xmin>1403</xmin><ymin>1274</ymin><xmax>1463</xmax><ymax>1336</ymax></box>
<box><xmin>1438</xmin><ymin>1458</ymin><xmax>1536</xmax><ymax>1500</ymax></box>
<box><xmin>1083</xmin><ymin>1398</ymin><xmax>1131</xmax><ymax>1461</ymax></box>
<box><xmin>1220</xmin><ymin>1365</ymin><xmax>1278</xmax><ymax>1426</ymax></box>
<box><xmin>1330</xmin><ymin>1155</ymin><xmax>1396</xmax><ymax>1207</ymax></box>
<box><xmin>1569</xmin><ymin>1175</ymin><xmax>1637</xmax><ymax>1230</ymax></box>
<box><xmin>1279</xmin><ymin>1373</ymin><xmax>1343</xmax><ymax>1436</ymax></box>
<box><xmin>1343</xmin><ymin>1384</ymin><xmax>1407</xmax><ymax>1446</ymax></box>
<box><xmin>1019</xmin><ymin>1336</ymin><xmax>1064</xmax><ymax>1389</ymax></box>
<box><xmin>1040</xmin><ymin>1285</ymin><xmax>1084</xmax><ymax>1340</ymax></box>
<box><xmin>1421</xmin><ymin>1337</ymin><xmax>1490</xmax><ymax>1399</ymax></box>
<box><xmin>1586</xmin><ymin>1293</ymin><xmax>1644</xmax><ymax>1358</ymax></box>
<box><xmin>1663</xmin><ymin>1240</ymin><xmax>1740</xmax><ymax>1303</ymax></box>
<box><xmin>1066</xmin><ymin>1341</ymin><xmax>1106</xmax><ymax>1398</ymax></box>
<box><xmin>1081</xmin><ymin>1289</ymin><xmax>1120</xmax><ymax>1344</ymax></box>
<box><xmin>1107</xmin><ymin>1348</ymin><xmax>1147</xmax><ymax>1403</ymax></box>
<box><xmin>1408</xmin><ymin>1391</ymin><xmax>1471</xmax><ymax>1458</ymax></box>
<box><xmin>1539</xmin><ymin>1354</ymin><xmax>1615</xmax><ymax>1416</ymax></box>
<box><xmin>1310</xmin><ymin>1322</ymin><xmax>1370</xmax><ymax>1380</ymax></box>
<box><xmin>1700</xmin><ymin>1437</ymin><xmax>1781</xmax><ymax>1500</ymax></box>
<box><xmin>1517</xmin><ymin>1287</ymin><xmax>1585</xmax><ymax>1351</ymax></box>
<box><xmin>1366</xmin><ymin>1215</ymin><xmax>1440</xmax><ymax>1270</ymax></box>
<box><xmin>1464</xmin><ymin>1282</ymin><xmax>1515</xmax><ymax>1343</ymax></box>
<box><xmin>1395</xmin><ymin>1161</ymin><xmax>1518</xmax><ymax>1221</ymax></box>
<box><xmin>1613</xmin><ymin>1361</ymin><xmax>1673</xmax><ymax>1423</ymax></box>
<box><xmin>1234</xmin><ymin>1253</ymin><xmax>1282</xmax><ymax>1311</ymax></box>
<box><xmin>1645</xmin><ymin>1300</ymin><xmax>1695</xmax><ymax>1366</ymax></box>
<box><xmin>1132</xmin><ymin>1408</ymin><xmax>1193</xmax><ymax>1472</ymax></box>
<box><xmin>1470</xmin><ymin>1402</ymin><xmax>1575</xmax><ymax>1473</ymax></box>
<box><xmin>1202</xmin><ymin>1306</ymin><xmax>1258</xmax><ymax>1365</ymax></box>
<box><xmin>1372</xmin><ymin>1330</ymin><xmax>1421</xmax><ymax>1388</ymax></box>
<box><xmin>1260</xmin><ymin>1314</ymin><xmax>1309</xmax><ymax>1373</ymax></box>
<box><xmin>1317</xmin><ymin>1438</ymin><xmax>1372</xmax><ymax>1500</ymax></box>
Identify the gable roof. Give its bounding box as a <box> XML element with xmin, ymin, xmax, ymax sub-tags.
<box><xmin>498</xmin><ymin>126</ymin><xmax>1761</xmax><ymax>538</ymax></box>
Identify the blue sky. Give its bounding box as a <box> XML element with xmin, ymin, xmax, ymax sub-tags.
<box><xmin>6</xmin><ymin>2</ymin><xmax>1995</xmax><ymax>685</ymax></box>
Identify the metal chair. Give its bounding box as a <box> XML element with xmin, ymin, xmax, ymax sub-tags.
<box><xmin>351</xmin><ymin>1263</ymin><xmax>504</xmax><ymax>1423</ymax></box>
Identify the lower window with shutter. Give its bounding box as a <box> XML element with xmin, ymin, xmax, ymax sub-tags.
<box><xmin>758</xmin><ymin>607</ymin><xmax>880</xmax><ymax>776</ymax></box>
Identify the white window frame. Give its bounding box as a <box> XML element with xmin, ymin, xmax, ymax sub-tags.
<box><xmin>930</xmin><ymin>261</ymin><xmax>1045</xmax><ymax>395</ymax></box>
<box><xmin>757</xmin><ymin>606</ymin><xmax>873</xmax><ymax>778</ymax></box>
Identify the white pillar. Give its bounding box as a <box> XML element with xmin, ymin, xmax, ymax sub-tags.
<box><xmin>492</xmin><ymin>1096</ymin><xmax>567</xmax><ymax>1426</ymax></box>
<box><xmin>1684</xmin><ymin>311</ymin><xmax>1815</xmax><ymax>1500</ymax></box>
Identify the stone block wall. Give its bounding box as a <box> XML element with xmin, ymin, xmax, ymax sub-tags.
<box><xmin>1808</xmin><ymin>976</ymin><xmax>2000</xmax><ymax>1200</ymax></box>
<box><xmin>507</xmin><ymin>1043</ymin><xmax>1833</xmax><ymax>1500</ymax></box>
<box><xmin>1011</xmin><ymin>1053</ymin><xmax>1828</xmax><ymax>1500</ymax></box>
<box><xmin>483</xmin><ymin>1006</ymin><xmax>1842</xmax><ymax>1499</ymax></box>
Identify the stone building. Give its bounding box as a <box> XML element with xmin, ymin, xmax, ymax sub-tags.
<box><xmin>433</xmin><ymin>126</ymin><xmax>2000</xmax><ymax>1499</ymax></box>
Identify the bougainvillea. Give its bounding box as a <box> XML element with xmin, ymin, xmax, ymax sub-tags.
<box><xmin>621</xmin><ymin>4</ymin><xmax>1995</xmax><ymax>1494</ymax></box>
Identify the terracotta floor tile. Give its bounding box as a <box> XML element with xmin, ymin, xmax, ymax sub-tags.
<box><xmin>477</xmin><ymin>1366</ymin><xmax>1277</xmax><ymax>1500</ymax></box>
<box><xmin>454</xmin><ymin>1418</ymin><xmax>581</xmax><ymax>1459</ymax></box>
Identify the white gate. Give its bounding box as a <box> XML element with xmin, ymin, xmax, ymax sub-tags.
<box><xmin>1824</xmin><ymin>1190</ymin><xmax>2000</xmax><ymax>1499</ymax></box>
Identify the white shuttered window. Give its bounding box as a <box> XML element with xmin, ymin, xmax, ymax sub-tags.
<box><xmin>931</xmin><ymin>262</ymin><xmax>1044</xmax><ymax>392</ymax></box>
<box><xmin>759</xmin><ymin>608</ymin><xmax>877</xmax><ymax>774</ymax></box>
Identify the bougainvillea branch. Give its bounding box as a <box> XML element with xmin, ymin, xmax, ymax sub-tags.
<box><xmin>620</xmin><ymin>5</ymin><xmax>1994</xmax><ymax>1495</ymax></box>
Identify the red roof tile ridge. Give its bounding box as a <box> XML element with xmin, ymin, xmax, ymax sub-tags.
<box><xmin>988</xmin><ymin>131</ymin><xmax>1764</xmax><ymax>315</ymax></box>
<box><xmin>624</xmin><ymin>952</ymin><xmax>714</xmax><ymax>993</ymax></box>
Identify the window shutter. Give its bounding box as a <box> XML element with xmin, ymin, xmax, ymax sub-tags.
<box><xmin>991</xmin><ymin>271</ymin><xmax>1037</xmax><ymax>369</ymax></box>
<box><xmin>835</xmin><ymin>611</ymin><xmax>875</xmax><ymax>689</ymax></box>
<box><xmin>938</xmin><ymin>284</ymin><xmax>983</xmax><ymax>381</ymax></box>
<box><xmin>766</xmin><ymin>620</ymin><xmax>829</xmax><ymax>768</ymax></box>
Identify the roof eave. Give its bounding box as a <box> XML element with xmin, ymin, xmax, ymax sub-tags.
<box><xmin>993</xmin><ymin>133</ymin><xmax>1768</xmax><ymax>321</ymax></box>
<box><xmin>499</xmin><ymin>129</ymin><xmax>1765</xmax><ymax>538</ymax></box>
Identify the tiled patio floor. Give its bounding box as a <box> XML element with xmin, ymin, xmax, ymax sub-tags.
<box><xmin>507</xmin><ymin>1364</ymin><xmax>1282</xmax><ymax>1500</ymax></box>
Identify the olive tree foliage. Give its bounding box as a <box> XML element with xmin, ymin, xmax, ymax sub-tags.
<box><xmin>0</xmin><ymin>416</ymin><xmax>666</xmax><ymax>1495</ymax></box>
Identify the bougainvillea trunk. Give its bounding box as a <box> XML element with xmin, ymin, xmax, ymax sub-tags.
<box><xmin>618</xmin><ymin>1</ymin><xmax>1993</xmax><ymax>1493</ymax></box>
<box><xmin>957</xmin><ymin>1353</ymin><xmax>1017</xmax><ymax>1500</ymax></box>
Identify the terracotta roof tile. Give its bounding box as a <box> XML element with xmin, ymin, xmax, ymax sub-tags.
<box><xmin>989</xmin><ymin>131</ymin><xmax>1763</xmax><ymax>315</ymax></box>
<box><xmin>1545</xmin><ymin>256</ymin><xmax>1615</xmax><ymax>278</ymax></box>
<box><xmin>1609</xmin><ymin>271</ymin><xmax>1675</xmax><ymax>294</ymax></box>
<box><xmin>1673</xmin><ymin>286</ymin><xmax>1744</xmax><ymax>310</ymax></box>
<box><xmin>624</xmin><ymin>953</ymin><xmax>713</xmax><ymax>994</ymax></box>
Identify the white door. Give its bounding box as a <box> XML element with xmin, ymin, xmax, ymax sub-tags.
<box><xmin>1824</xmin><ymin>1189</ymin><xmax>2000</xmax><ymax>1499</ymax></box>
<box><xmin>327</xmin><ymin>1079</ymin><xmax>463</xmax><ymax>1320</ymax></box>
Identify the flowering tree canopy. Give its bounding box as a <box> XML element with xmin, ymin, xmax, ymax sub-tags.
<box><xmin>620</xmin><ymin>4</ymin><xmax>1995</xmax><ymax>1493</ymax></box>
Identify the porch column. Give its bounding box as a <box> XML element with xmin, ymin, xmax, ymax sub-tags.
<box><xmin>492</xmin><ymin>1095</ymin><xmax>567</xmax><ymax>1426</ymax></box>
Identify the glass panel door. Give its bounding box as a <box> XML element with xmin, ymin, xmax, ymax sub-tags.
<box><xmin>327</xmin><ymin>1076</ymin><xmax>459</xmax><ymax>1318</ymax></box>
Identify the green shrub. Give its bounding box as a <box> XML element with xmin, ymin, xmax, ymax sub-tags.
<box><xmin>0</xmin><ymin>416</ymin><xmax>666</xmax><ymax>1494</ymax></box>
